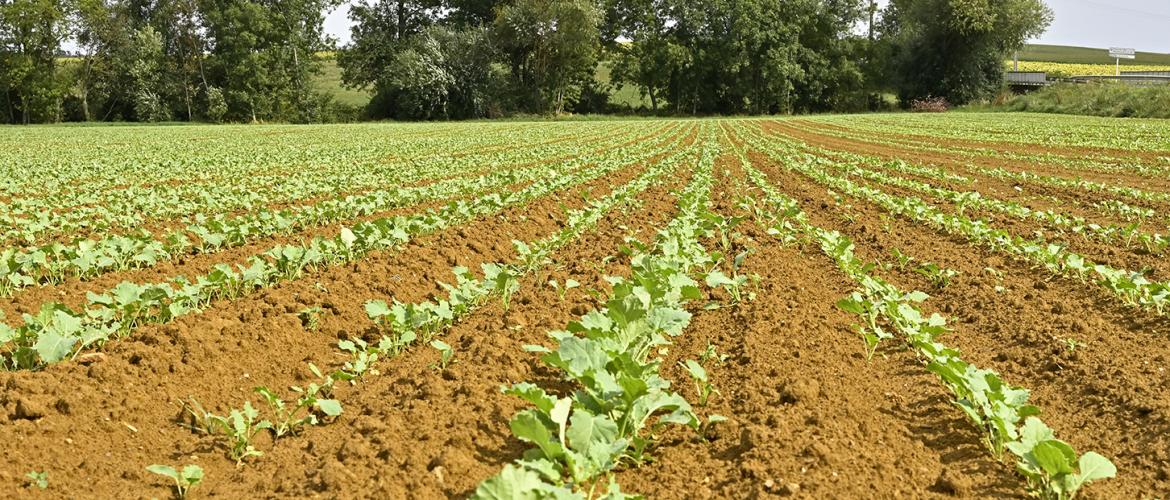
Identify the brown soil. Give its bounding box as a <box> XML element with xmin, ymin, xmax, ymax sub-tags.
<box><xmin>795</xmin><ymin>119</ymin><xmax>1170</xmax><ymax>176</ymax></box>
<box><xmin>612</xmin><ymin>148</ymin><xmax>1023</xmax><ymax>498</ymax></box>
<box><xmin>4</xmin><ymin>122</ymin><xmax>669</xmax><ymax>249</ymax></box>
<box><xmin>745</xmin><ymin>143</ymin><xmax>1170</xmax><ymax>498</ymax></box>
<box><xmin>0</xmin><ymin>125</ymin><xmax>693</xmax><ymax>499</ymax></box>
<box><xmin>769</xmin><ymin>143</ymin><xmax>1170</xmax><ymax>281</ymax></box>
<box><xmin>758</xmin><ymin>121</ymin><xmax>1170</xmax><ymax>227</ymax></box>
<box><xmin>5</xmin><ymin>119</ymin><xmax>1166</xmax><ymax>500</ymax></box>
<box><xmin>0</xmin><ymin>124</ymin><xmax>682</xmax><ymax>315</ymax></box>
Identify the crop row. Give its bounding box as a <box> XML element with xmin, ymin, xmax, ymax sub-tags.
<box><xmin>728</xmin><ymin>135</ymin><xmax>1116</xmax><ymax>500</ymax></box>
<box><xmin>0</xmin><ymin>124</ymin><xmax>662</xmax><ymax>246</ymax></box>
<box><xmin>0</xmin><ymin>124</ymin><xmax>689</xmax><ymax>298</ymax></box>
<box><xmin>0</xmin><ymin>122</ymin><xmax>630</xmax><ymax>199</ymax></box>
<box><xmin>808</xmin><ymin>113</ymin><xmax>1170</xmax><ymax>155</ymax></box>
<box><xmin>779</xmin><ymin>119</ymin><xmax>1170</xmax><ymax>179</ymax></box>
<box><xmin>476</xmin><ymin>125</ymin><xmax>724</xmax><ymax>498</ymax></box>
<box><xmin>737</xmin><ymin>124</ymin><xmax>1170</xmax><ymax>315</ymax></box>
<box><xmin>772</xmin><ymin>137</ymin><xmax>1170</xmax><ymax>255</ymax></box>
<box><xmin>173</xmin><ymin>120</ymin><xmax>700</xmax><ymax>478</ymax></box>
<box><xmin>0</xmin><ymin>129</ymin><xmax>677</xmax><ymax>370</ymax></box>
<box><xmin>774</xmin><ymin>125</ymin><xmax>1169</xmax><ymax>224</ymax></box>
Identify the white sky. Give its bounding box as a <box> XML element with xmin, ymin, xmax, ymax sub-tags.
<box><xmin>325</xmin><ymin>0</ymin><xmax>1170</xmax><ymax>53</ymax></box>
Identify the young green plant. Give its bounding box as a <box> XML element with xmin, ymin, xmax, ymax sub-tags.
<box><xmin>146</xmin><ymin>464</ymin><xmax>204</xmax><ymax>499</ymax></box>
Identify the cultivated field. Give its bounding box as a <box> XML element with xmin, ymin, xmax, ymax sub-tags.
<box><xmin>1</xmin><ymin>114</ymin><xmax>1168</xmax><ymax>498</ymax></box>
<box><xmin>1008</xmin><ymin>60</ymin><xmax>1170</xmax><ymax>77</ymax></box>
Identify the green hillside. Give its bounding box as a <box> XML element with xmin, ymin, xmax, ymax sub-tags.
<box><xmin>1017</xmin><ymin>43</ymin><xmax>1170</xmax><ymax>65</ymax></box>
<box><xmin>314</xmin><ymin>59</ymin><xmax>372</xmax><ymax>108</ymax></box>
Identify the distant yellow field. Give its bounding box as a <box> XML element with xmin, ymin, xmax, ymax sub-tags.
<box><xmin>1006</xmin><ymin>61</ymin><xmax>1170</xmax><ymax>77</ymax></box>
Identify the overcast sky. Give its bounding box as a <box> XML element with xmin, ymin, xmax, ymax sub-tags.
<box><xmin>324</xmin><ymin>0</ymin><xmax>1170</xmax><ymax>54</ymax></box>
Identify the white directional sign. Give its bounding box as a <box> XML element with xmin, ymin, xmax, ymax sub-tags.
<box><xmin>1109</xmin><ymin>47</ymin><xmax>1136</xmax><ymax>60</ymax></box>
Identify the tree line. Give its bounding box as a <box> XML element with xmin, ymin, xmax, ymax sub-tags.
<box><xmin>0</xmin><ymin>0</ymin><xmax>1051</xmax><ymax>124</ymax></box>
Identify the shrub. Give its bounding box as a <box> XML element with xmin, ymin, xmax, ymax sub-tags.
<box><xmin>910</xmin><ymin>96</ymin><xmax>950</xmax><ymax>112</ymax></box>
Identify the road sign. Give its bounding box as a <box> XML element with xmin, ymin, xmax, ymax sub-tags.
<box><xmin>1109</xmin><ymin>47</ymin><xmax>1136</xmax><ymax>60</ymax></box>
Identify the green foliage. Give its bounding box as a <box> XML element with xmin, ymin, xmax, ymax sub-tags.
<box><xmin>429</xmin><ymin>339</ymin><xmax>455</xmax><ymax>370</ymax></box>
<box><xmin>1004</xmin><ymin>83</ymin><xmax>1170</xmax><ymax>119</ymax></box>
<box><xmin>548</xmin><ymin>278</ymin><xmax>580</xmax><ymax>302</ymax></box>
<box><xmin>298</xmin><ymin>306</ymin><xmax>323</xmax><ymax>331</ymax></box>
<box><xmin>145</xmin><ymin>464</ymin><xmax>204</xmax><ymax>499</ymax></box>
<box><xmin>679</xmin><ymin>359</ymin><xmax>717</xmax><ymax>406</ymax></box>
<box><xmin>607</xmin><ymin>0</ymin><xmax>870</xmax><ymax>114</ymax></box>
<box><xmin>494</xmin><ymin>0</ymin><xmax>601</xmax><ymax>114</ymax></box>
<box><xmin>205</xmin><ymin>86</ymin><xmax>228</xmax><ymax>123</ymax></box>
<box><xmin>0</xmin><ymin>0</ymin><xmax>71</xmax><ymax>124</ymax></box>
<box><xmin>735</xmin><ymin>120</ymin><xmax>1117</xmax><ymax>500</ymax></box>
<box><xmin>181</xmin><ymin>398</ymin><xmax>270</xmax><ymax>464</ymax></box>
<box><xmin>333</xmin><ymin>337</ymin><xmax>381</xmax><ymax>382</ymax></box>
<box><xmin>25</xmin><ymin>471</ymin><xmax>48</xmax><ymax>489</ymax></box>
<box><xmin>881</xmin><ymin>0</ymin><xmax>1053</xmax><ymax>104</ymax></box>
<box><xmin>475</xmin><ymin>129</ymin><xmax>725</xmax><ymax>496</ymax></box>
<box><xmin>915</xmin><ymin>262</ymin><xmax>960</xmax><ymax>289</ymax></box>
<box><xmin>254</xmin><ymin>363</ymin><xmax>342</xmax><ymax>440</ymax></box>
<box><xmin>1007</xmin><ymin>418</ymin><xmax>1117</xmax><ymax>499</ymax></box>
<box><xmin>339</xmin><ymin>3</ymin><xmax>505</xmax><ymax>120</ymax></box>
<box><xmin>484</xmin><ymin>263</ymin><xmax>521</xmax><ymax>312</ymax></box>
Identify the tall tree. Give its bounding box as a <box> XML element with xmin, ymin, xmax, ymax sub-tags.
<box><xmin>199</xmin><ymin>0</ymin><xmax>338</xmax><ymax>122</ymax></box>
<box><xmin>444</xmin><ymin>0</ymin><xmax>502</xmax><ymax>27</ymax></box>
<box><xmin>493</xmin><ymin>0</ymin><xmax>600</xmax><ymax>113</ymax></box>
<box><xmin>337</xmin><ymin>0</ymin><xmax>439</xmax><ymax>90</ymax></box>
<box><xmin>881</xmin><ymin>0</ymin><xmax>1052</xmax><ymax>105</ymax></box>
<box><xmin>607</xmin><ymin>0</ymin><xmax>681</xmax><ymax>112</ymax></box>
<box><xmin>0</xmin><ymin>0</ymin><xmax>73</xmax><ymax>123</ymax></box>
<box><xmin>73</xmin><ymin>0</ymin><xmax>132</xmax><ymax>121</ymax></box>
<box><xmin>128</xmin><ymin>24</ymin><xmax>168</xmax><ymax>121</ymax></box>
<box><xmin>153</xmin><ymin>0</ymin><xmax>208</xmax><ymax>120</ymax></box>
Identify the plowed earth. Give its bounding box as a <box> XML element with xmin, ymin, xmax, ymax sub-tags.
<box><xmin>2</xmin><ymin>116</ymin><xmax>1167</xmax><ymax>499</ymax></box>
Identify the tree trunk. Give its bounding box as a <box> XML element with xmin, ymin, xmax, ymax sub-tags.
<box><xmin>649</xmin><ymin>87</ymin><xmax>657</xmax><ymax>112</ymax></box>
<box><xmin>4</xmin><ymin>90</ymin><xmax>13</xmax><ymax>124</ymax></box>
<box><xmin>397</xmin><ymin>0</ymin><xmax>406</xmax><ymax>40</ymax></box>
<box><xmin>184</xmin><ymin>84</ymin><xmax>192</xmax><ymax>121</ymax></box>
<box><xmin>81</xmin><ymin>56</ymin><xmax>93</xmax><ymax>121</ymax></box>
<box><xmin>198</xmin><ymin>54</ymin><xmax>210</xmax><ymax>93</ymax></box>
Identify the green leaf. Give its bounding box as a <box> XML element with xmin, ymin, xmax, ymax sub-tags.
<box><xmin>34</xmin><ymin>327</ymin><xmax>78</xmax><ymax>364</ymax></box>
<box><xmin>340</xmin><ymin>227</ymin><xmax>358</xmax><ymax>249</ymax></box>
<box><xmin>473</xmin><ymin>464</ymin><xmax>548</xmax><ymax>500</ymax></box>
<box><xmin>836</xmin><ymin>296</ymin><xmax>865</xmax><ymax>315</ymax></box>
<box><xmin>1074</xmin><ymin>452</ymin><xmax>1117</xmax><ymax>486</ymax></box>
<box><xmin>565</xmin><ymin>409</ymin><xmax>621</xmax><ymax>472</ymax></box>
<box><xmin>146</xmin><ymin>464</ymin><xmax>178</xmax><ymax>480</ymax></box>
<box><xmin>364</xmin><ymin>300</ymin><xmax>391</xmax><ymax>319</ymax></box>
<box><xmin>0</xmin><ymin>323</ymin><xmax>15</xmax><ymax>344</ymax></box>
<box><xmin>682</xmin><ymin>360</ymin><xmax>707</xmax><ymax>382</ymax></box>
<box><xmin>315</xmin><ymin>399</ymin><xmax>343</xmax><ymax>417</ymax></box>
<box><xmin>504</xmin><ymin>383</ymin><xmax>558</xmax><ymax>414</ymax></box>
<box><xmin>904</xmin><ymin>291</ymin><xmax>930</xmax><ymax>303</ymax></box>
<box><xmin>704</xmin><ymin>270</ymin><xmax>735</xmax><ymax>288</ymax></box>
<box><xmin>1008</xmin><ymin>416</ymin><xmax>1056</xmax><ymax>456</ymax></box>
<box><xmin>180</xmin><ymin>464</ymin><xmax>205</xmax><ymax>484</ymax></box>
<box><xmin>1032</xmin><ymin>440</ymin><xmax>1077</xmax><ymax>476</ymax></box>
<box><xmin>510</xmin><ymin>410</ymin><xmax>563</xmax><ymax>461</ymax></box>
<box><xmin>550</xmin><ymin>397</ymin><xmax>572</xmax><ymax>447</ymax></box>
